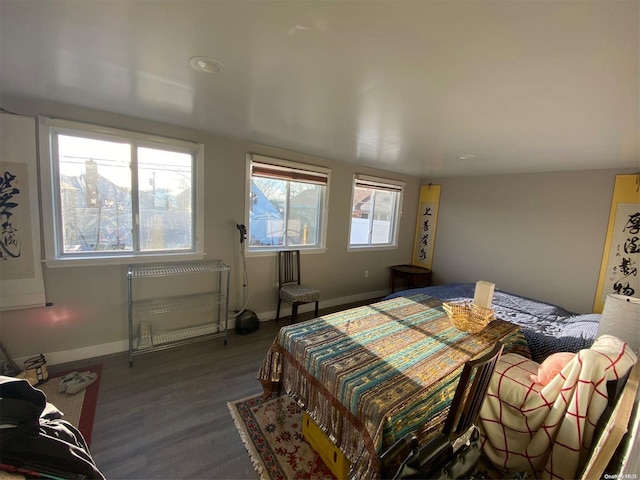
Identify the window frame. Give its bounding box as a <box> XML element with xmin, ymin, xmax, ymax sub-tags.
<box><xmin>348</xmin><ymin>174</ymin><xmax>404</xmax><ymax>250</ymax></box>
<box><xmin>38</xmin><ymin>117</ymin><xmax>205</xmax><ymax>267</ymax></box>
<box><xmin>245</xmin><ymin>154</ymin><xmax>330</xmax><ymax>255</ymax></box>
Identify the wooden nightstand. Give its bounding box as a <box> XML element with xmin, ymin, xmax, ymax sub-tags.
<box><xmin>390</xmin><ymin>264</ymin><xmax>432</xmax><ymax>293</ymax></box>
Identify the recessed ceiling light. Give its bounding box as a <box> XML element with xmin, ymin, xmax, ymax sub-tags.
<box><xmin>189</xmin><ymin>56</ymin><xmax>227</xmax><ymax>74</ymax></box>
<box><xmin>458</xmin><ymin>154</ymin><xmax>476</xmax><ymax>160</ymax></box>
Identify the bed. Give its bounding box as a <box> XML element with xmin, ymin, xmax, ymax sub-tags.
<box><xmin>257</xmin><ymin>292</ymin><xmax>530</xmax><ymax>479</ymax></box>
<box><xmin>385</xmin><ymin>283</ymin><xmax>601</xmax><ymax>363</ymax></box>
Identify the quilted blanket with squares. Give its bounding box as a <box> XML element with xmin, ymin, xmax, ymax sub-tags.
<box><xmin>479</xmin><ymin>335</ymin><xmax>637</xmax><ymax>480</ymax></box>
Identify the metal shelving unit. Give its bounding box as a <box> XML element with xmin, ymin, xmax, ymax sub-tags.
<box><xmin>127</xmin><ymin>260</ymin><xmax>230</xmax><ymax>366</ymax></box>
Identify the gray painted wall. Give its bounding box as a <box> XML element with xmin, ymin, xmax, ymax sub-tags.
<box><xmin>0</xmin><ymin>96</ymin><xmax>419</xmax><ymax>362</ymax></box>
<box><xmin>431</xmin><ymin>170</ymin><xmax>629</xmax><ymax>313</ymax></box>
<box><xmin>0</xmin><ymin>96</ymin><xmax>632</xmax><ymax>364</ymax></box>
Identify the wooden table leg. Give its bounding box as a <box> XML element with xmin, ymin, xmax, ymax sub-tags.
<box><xmin>259</xmin><ymin>379</ymin><xmax>281</xmax><ymax>401</ymax></box>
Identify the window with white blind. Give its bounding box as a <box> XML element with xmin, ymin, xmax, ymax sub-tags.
<box><xmin>38</xmin><ymin>117</ymin><xmax>204</xmax><ymax>265</ymax></box>
<box><xmin>349</xmin><ymin>174</ymin><xmax>404</xmax><ymax>248</ymax></box>
<box><xmin>246</xmin><ymin>154</ymin><xmax>330</xmax><ymax>252</ymax></box>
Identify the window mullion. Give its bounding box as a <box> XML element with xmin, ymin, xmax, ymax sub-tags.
<box><xmin>368</xmin><ymin>189</ymin><xmax>376</xmax><ymax>244</ymax></box>
<box><xmin>51</xmin><ymin>132</ymin><xmax>66</xmax><ymax>257</ymax></box>
<box><xmin>130</xmin><ymin>144</ymin><xmax>140</xmax><ymax>252</ymax></box>
<box><xmin>284</xmin><ymin>181</ymin><xmax>291</xmax><ymax>247</ymax></box>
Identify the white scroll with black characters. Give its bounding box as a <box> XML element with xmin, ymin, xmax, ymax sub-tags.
<box><xmin>412</xmin><ymin>184</ymin><xmax>441</xmax><ymax>269</ymax></box>
<box><xmin>594</xmin><ymin>174</ymin><xmax>640</xmax><ymax>313</ymax></box>
<box><xmin>0</xmin><ymin>112</ymin><xmax>46</xmax><ymax>310</ymax></box>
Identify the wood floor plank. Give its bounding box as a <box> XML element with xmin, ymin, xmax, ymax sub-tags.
<box><xmin>48</xmin><ymin>299</ymin><xmax>380</xmax><ymax>479</ymax></box>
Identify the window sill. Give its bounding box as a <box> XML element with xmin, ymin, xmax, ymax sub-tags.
<box><xmin>43</xmin><ymin>252</ymin><xmax>206</xmax><ymax>268</ymax></box>
<box><xmin>247</xmin><ymin>247</ymin><xmax>327</xmax><ymax>257</ymax></box>
<box><xmin>347</xmin><ymin>245</ymin><xmax>398</xmax><ymax>252</ymax></box>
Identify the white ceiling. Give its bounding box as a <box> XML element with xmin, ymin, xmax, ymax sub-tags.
<box><xmin>1</xmin><ymin>1</ymin><xmax>638</xmax><ymax>177</ymax></box>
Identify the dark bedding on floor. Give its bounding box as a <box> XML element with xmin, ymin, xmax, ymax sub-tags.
<box><xmin>384</xmin><ymin>283</ymin><xmax>600</xmax><ymax>363</ymax></box>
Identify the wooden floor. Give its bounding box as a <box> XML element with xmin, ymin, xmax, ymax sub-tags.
<box><xmin>50</xmin><ymin>300</ymin><xmax>380</xmax><ymax>480</ymax></box>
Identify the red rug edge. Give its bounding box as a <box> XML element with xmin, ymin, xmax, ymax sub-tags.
<box><xmin>49</xmin><ymin>364</ymin><xmax>103</xmax><ymax>446</ymax></box>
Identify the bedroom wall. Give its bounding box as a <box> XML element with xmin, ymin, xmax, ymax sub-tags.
<box><xmin>0</xmin><ymin>95</ymin><xmax>420</xmax><ymax>363</ymax></box>
<box><xmin>430</xmin><ymin>169</ymin><xmax>634</xmax><ymax>313</ymax></box>
<box><xmin>1</xmin><ymin>95</ymin><xmax>633</xmax><ymax>364</ymax></box>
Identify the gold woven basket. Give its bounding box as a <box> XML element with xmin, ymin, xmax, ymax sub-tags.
<box><xmin>442</xmin><ymin>301</ymin><xmax>495</xmax><ymax>333</ymax></box>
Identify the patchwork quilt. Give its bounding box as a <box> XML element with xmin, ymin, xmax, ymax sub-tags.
<box><xmin>385</xmin><ymin>283</ymin><xmax>600</xmax><ymax>363</ymax></box>
<box><xmin>258</xmin><ymin>293</ymin><xmax>530</xmax><ymax>479</ymax></box>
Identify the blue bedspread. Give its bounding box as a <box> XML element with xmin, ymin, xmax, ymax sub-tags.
<box><xmin>384</xmin><ymin>283</ymin><xmax>600</xmax><ymax>363</ymax></box>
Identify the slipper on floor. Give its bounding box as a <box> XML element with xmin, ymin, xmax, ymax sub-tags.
<box><xmin>57</xmin><ymin>371</ymin><xmax>80</xmax><ymax>392</ymax></box>
<box><xmin>65</xmin><ymin>371</ymin><xmax>98</xmax><ymax>395</ymax></box>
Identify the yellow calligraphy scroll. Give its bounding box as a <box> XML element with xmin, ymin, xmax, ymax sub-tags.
<box><xmin>412</xmin><ymin>184</ymin><xmax>441</xmax><ymax>269</ymax></box>
<box><xmin>593</xmin><ymin>174</ymin><xmax>640</xmax><ymax>313</ymax></box>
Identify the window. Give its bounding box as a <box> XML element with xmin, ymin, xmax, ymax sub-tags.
<box><xmin>39</xmin><ymin>117</ymin><xmax>204</xmax><ymax>264</ymax></box>
<box><xmin>246</xmin><ymin>154</ymin><xmax>329</xmax><ymax>252</ymax></box>
<box><xmin>349</xmin><ymin>174</ymin><xmax>404</xmax><ymax>248</ymax></box>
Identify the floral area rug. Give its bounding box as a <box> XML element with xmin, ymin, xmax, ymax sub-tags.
<box><xmin>228</xmin><ymin>393</ymin><xmax>336</xmax><ymax>480</ymax></box>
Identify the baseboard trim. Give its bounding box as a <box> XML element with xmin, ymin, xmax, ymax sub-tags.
<box><xmin>15</xmin><ymin>340</ymin><xmax>129</xmax><ymax>369</ymax></box>
<box><xmin>257</xmin><ymin>288</ymin><xmax>390</xmax><ymax>321</ymax></box>
<box><xmin>26</xmin><ymin>289</ymin><xmax>391</xmax><ymax>366</ymax></box>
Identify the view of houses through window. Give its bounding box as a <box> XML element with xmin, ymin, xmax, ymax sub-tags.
<box><xmin>40</xmin><ymin>118</ymin><xmax>202</xmax><ymax>261</ymax></box>
<box><xmin>248</xmin><ymin>156</ymin><xmax>328</xmax><ymax>251</ymax></box>
<box><xmin>349</xmin><ymin>175</ymin><xmax>403</xmax><ymax>247</ymax></box>
<box><xmin>56</xmin><ymin>135</ymin><xmax>194</xmax><ymax>254</ymax></box>
<box><xmin>57</xmin><ymin>135</ymin><xmax>135</xmax><ymax>252</ymax></box>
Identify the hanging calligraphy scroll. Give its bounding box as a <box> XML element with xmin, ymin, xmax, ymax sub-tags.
<box><xmin>593</xmin><ymin>174</ymin><xmax>640</xmax><ymax>313</ymax></box>
<box><xmin>412</xmin><ymin>184</ymin><xmax>441</xmax><ymax>269</ymax></box>
<box><xmin>0</xmin><ymin>112</ymin><xmax>46</xmax><ymax>311</ymax></box>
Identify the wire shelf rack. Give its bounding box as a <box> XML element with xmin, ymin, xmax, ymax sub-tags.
<box><xmin>127</xmin><ymin>260</ymin><xmax>230</xmax><ymax>366</ymax></box>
